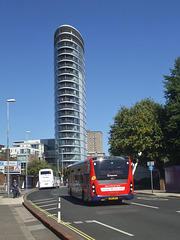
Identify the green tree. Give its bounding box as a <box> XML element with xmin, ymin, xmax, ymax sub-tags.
<box><xmin>27</xmin><ymin>159</ymin><xmax>55</xmax><ymax>177</ymax></box>
<box><xmin>163</xmin><ymin>57</ymin><xmax>180</xmax><ymax>165</ymax></box>
<box><xmin>0</xmin><ymin>150</ymin><xmax>5</xmax><ymax>160</ymax></box>
<box><xmin>108</xmin><ymin>98</ymin><xmax>165</xmax><ymax>177</ymax></box>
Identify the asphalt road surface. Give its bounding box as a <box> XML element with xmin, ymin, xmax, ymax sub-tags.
<box><xmin>27</xmin><ymin>187</ymin><xmax>180</xmax><ymax>240</ymax></box>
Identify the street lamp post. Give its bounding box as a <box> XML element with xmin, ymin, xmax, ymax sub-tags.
<box><xmin>26</xmin><ymin>131</ymin><xmax>30</xmax><ymax>190</ymax></box>
<box><xmin>61</xmin><ymin>148</ymin><xmax>64</xmax><ymax>186</ymax></box>
<box><xmin>7</xmin><ymin>99</ymin><xmax>15</xmax><ymax>197</ymax></box>
<box><xmin>57</xmin><ymin>151</ymin><xmax>59</xmax><ymax>175</ymax></box>
<box><xmin>56</xmin><ymin>141</ymin><xmax>60</xmax><ymax>181</ymax></box>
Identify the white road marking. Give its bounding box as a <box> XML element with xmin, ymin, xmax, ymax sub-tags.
<box><xmin>34</xmin><ymin>200</ymin><xmax>57</xmax><ymax>205</ymax></box>
<box><xmin>86</xmin><ymin>220</ymin><xmax>94</xmax><ymax>223</ymax></box>
<box><xmin>58</xmin><ymin>211</ymin><xmax>61</xmax><ymax>222</ymax></box>
<box><xmin>137</xmin><ymin>197</ymin><xmax>168</xmax><ymax>201</ymax></box>
<box><xmin>51</xmin><ymin>190</ymin><xmax>59</xmax><ymax>196</ymax></box>
<box><xmin>43</xmin><ymin>207</ymin><xmax>57</xmax><ymax>211</ymax></box>
<box><xmin>32</xmin><ymin>198</ymin><xmax>55</xmax><ymax>203</ymax></box>
<box><xmin>74</xmin><ymin>221</ymin><xmax>83</xmax><ymax>224</ymax></box>
<box><xmin>38</xmin><ymin>203</ymin><xmax>57</xmax><ymax>207</ymax></box>
<box><xmin>131</xmin><ymin>202</ymin><xmax>159</xmax><ymax>209</ymax></box>
<box><xmin>86</xmin><ymin>220</ymin><xmax>134</xmax><ymax>237</ymax></box>
<box><xmin>58</xmin><ymin>197</ymin><xmax>61</xmax><ymax>222</ymax></box>
<box><xmin>47</xmin><ymin>213</ymin><xmax>57</xmax><ymax>216</ymax></box>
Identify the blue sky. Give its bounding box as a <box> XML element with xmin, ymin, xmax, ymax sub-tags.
<box><xmin>0</xmin><ymin>0</ymin><xmax>179</xmax><ymax>155</ymax></box>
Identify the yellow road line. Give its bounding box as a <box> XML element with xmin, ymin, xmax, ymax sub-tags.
<box><xmin>28</xmin><ymin>200</ymin><xmax>95</xmax><ymax>240</ymax></box>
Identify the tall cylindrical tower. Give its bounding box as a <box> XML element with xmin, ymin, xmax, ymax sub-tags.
<box><xmin>54</xmin><ymin>25</ymin><xmax>86</xmax><ymax>165</ymax></box>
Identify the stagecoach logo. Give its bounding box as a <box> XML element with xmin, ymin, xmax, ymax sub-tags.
<box><xmin>107</xmin><ymin>174</ymin><xmax>117</xmax><ymax>177</ymax></box>
<box><xmin>91</xmin><ymin>176</ymin><xmax>96</xmax><ymax>180</ymax></box>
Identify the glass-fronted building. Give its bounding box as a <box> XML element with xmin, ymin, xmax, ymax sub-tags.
<box><xmin>54</xmin><ymin>25</ymin><xmax>86</xmax><ymax>165</ymax></box>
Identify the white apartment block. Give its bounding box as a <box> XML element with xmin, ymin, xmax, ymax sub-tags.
<box><xmin>2</xmin><ymin>140</ymin><xmax>45</xmax><ymax>172</ymax></box>
<box><xmin>2</xmin><ymin>139</ymin><xmax>44</xmax><ymax>163</ymax></box>
<box><xmin>10</xmin><ymin>140</ymin><xmax>44</xmax><ymax>160</ymax></box>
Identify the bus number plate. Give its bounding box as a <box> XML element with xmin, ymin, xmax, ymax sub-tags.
<box><xmin>108</xmin><ymin>197</ymin><xmax>118</xmax><ymax>200</ymax></box>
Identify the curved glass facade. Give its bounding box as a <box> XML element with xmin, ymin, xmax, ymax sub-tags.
<box><xmin>54</xmin><ymin>25</ymin><xmax>86</xmax><ymax>165</ymax></box>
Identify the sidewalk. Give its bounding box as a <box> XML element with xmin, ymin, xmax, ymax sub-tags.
<box><xmin>0</xmin><ymin>191</ymin><xmax>25</xmax><ymax>205</ymax></box>
<box><xmin>0</xmin><ymin>189</ymin><xmax>61</xmax><ymax>240</ymax></box>
<box><xmin>135</xmin><ymin>189</ymin><xmax>180</xmax><ymax>198</ymax></box>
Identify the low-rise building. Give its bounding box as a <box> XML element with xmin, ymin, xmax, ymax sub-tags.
<box><xmin>2</xmin><ymin>139</ymin><xmax>56</xmax><ymax>171</ymax></box>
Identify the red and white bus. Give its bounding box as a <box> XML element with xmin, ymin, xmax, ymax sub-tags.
<box><xmin>67</xmin><ymin>156</ymin><xmax>134</xmax><ymax>202</ymax></box>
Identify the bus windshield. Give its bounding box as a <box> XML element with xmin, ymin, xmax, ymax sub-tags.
<box><xmin>40</xmin><ymin>170</ymin><xmax>52</xmax><ymax>175</ymax></box>
<box><xmin>93</xmin><ymin>158</ymin><xmax>129</xmax><ymax>180</ymax></box>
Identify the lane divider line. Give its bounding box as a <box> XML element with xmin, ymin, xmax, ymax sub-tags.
<box><xmin>131</xmin><ymin>202</ymin><xmax>159</xmax><ymax>209</ymax></box>
<box><xmin>86</xmin><ymin>220</ymin><xmax>134</xmax><ymax>237</ymax></box>
<box><xmin>58</xmin><ymin>197</ymin><xmax>61</xmax><ymax>223</ymax></box>
<box><xmin>43</xmin><ymin>207</ymin><xmax>57</xmax><ymax>211</ymax></box>
<box><xmin>28</xmin><ymin>200</ymin><xmax>95</xmax><ymax>240</ymax></box>
<box><xmin>32</xmin><ymin>198</ymin><xmax>55</xmax><ymax>203</ymax></box>
<box><xmin>38</xmin><ymin>203</ymin><xmax>57</xmax><ymax>207</ymax></box>
<box><xmin>35</xmin><ymin>200</ymin><xmax>57</xmax><ymax>205</ymax></box>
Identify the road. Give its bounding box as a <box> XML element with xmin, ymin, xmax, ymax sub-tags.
<box><xmin>26</xmin><ymin>187</ymin><xmax>180</xmax><ymax>240</ymax></box>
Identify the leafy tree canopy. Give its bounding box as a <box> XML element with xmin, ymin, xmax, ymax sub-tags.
<box><xmin>108</xmin><ymin>56</ymin><xmax>180</xmax><ymax>173</ymax></box>
<box><xmin>108</xmin><ymin>98</ymin><xmax>164</xmax><ymax>167</ymax></box>
<box><xmin>163</xmin><ymin>56</ymin><xmax>180</xmax><ymax>164</ymax></box>
<box><xmin>27</xmin><ymin>159</ymin><xmax>56</xmax><ymax>177</ymax></box>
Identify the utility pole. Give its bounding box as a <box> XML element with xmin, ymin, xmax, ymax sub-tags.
<box><xmin>7</xmin><ymin>99</ymin><xmax>16</xmax><ymax>197</ymax></box>
<box><xmin>26</xmin><ymin>131</ymin><xmax>30</xmax><ymax>190</ymax></box>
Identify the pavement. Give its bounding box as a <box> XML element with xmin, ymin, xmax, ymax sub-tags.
<box><xmin>0</xmin><ymin>190</ymin><xmax>62</xmax><ymax>240</ymax></box>
<box><xmin>0</xmin><ymin>189</ymin><xmax>180</xmax><ymax>240</ymax></box>
<box><xmin>135</xmin><ymin>189</ymin><xmax>180</xmax><ymax>198</ymax></box>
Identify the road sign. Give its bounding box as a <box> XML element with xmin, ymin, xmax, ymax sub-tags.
<box><xmin>0</xmin><ymin>161</ymin><xmax>21</xmax><ymax>174</ymax></box>
<box><xmin>147</xmin><ymin>161</ymin><xmax>154</xmax><ymax>166</ymax></box>
<box><xmin>149</xmin><ymin>166</ymin><xmax>154</xmax><ymax>171</ymax></box>
<box><xmin>148</xmin><ymin>165</ymin><xmax>154</xmax><ymax>193</ymax></box>
<box><xmin>3</xmin><ymin>161</ymin><xmax>21</xmax><ymax>166</ymax></box>
<box><xmin>14</xmin><ymin>166</ymin><xmax>20</xmax><ymax>172</ymax></box>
